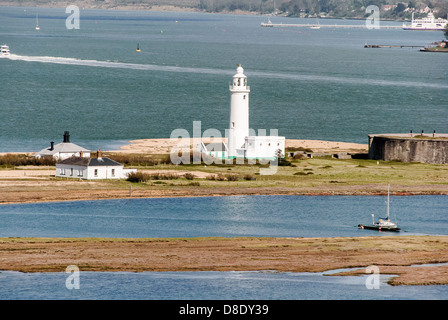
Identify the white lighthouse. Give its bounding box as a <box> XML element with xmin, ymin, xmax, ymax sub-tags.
<box><xmin>199</xmin><ymin>64</ymin><xmax>285</xmax><ymax>161</ymax></box>
<box><xmin>228</xmin><ymin>64</ymin><xmax>250</xmax><ymax>158</ymax></box>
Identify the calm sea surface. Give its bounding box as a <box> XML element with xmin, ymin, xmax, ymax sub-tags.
<box><xmin>0</xmin><ymin>7</ymin><xmax>447</xmax><ymax>151</ymax></box>
<box><xmin>0</xmin><ymin>7</ymin><xmax>447</xmax><ymax>300</ymax></box>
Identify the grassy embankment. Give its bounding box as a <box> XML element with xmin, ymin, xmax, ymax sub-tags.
<box><xmin>0</xmin><ymin>152</ymin><xmax>447</xmax><ymax>204</ymax></box>
<box><xmin>0</xmin><ymin>235</ymin><xmax>447</xmax><ymax>285</ymax></box>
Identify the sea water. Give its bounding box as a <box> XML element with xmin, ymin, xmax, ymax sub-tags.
<box><xmin>0</xmin><ymin>7</ymin><xmax>447</xmax><ymax>152</ymax></box>
<box><xmin>1</xmin><ymin>7</ymin><xmax>447</xmax><ymax>300</ymax></box>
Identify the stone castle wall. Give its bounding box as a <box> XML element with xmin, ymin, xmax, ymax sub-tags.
<box><xmin>368</xmin><ymin>134</ymin><xmax>448</xmax><ymax>164</ymax></box>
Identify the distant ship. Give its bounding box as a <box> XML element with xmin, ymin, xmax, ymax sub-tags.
<box><xmin>0</xmin><ymin>44</ymin><xmax>10</xmax><ymax>57</ymax></box>
<box><xmin>402</xmin><ymin>12</ymin><xmax>447</xmax><ymax>31</ymax></box>
<box><xmin>136</xmin><ymin>43</ymin><xmax>141</xmax><ymax>52</ymax></box>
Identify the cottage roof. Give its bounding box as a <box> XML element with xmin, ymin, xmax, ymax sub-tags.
<box><xmin>57</xmin><ymin>157</ymin><xmax>123</xmax><ymax>167</ymax></box>
<box><xmin>35</xmin><ymin>142</ymin><xmax>90</xmax><ymax>156</ymax></box>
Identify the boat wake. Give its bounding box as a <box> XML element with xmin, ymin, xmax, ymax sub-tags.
<box><xmin>6</xmin><ymin>54</ymin><xmax>228</xmax><ymax>75</ymax></box>
<box><xmin>5</xmin><ymin>54</ymin><xmax>448</xmax><ymax>89</ymax></box>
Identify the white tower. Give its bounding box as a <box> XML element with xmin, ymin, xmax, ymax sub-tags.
<box><xmin>228</xmin><ymin>64</ymin><xmax>250</xmax><ymax>158</ymax></box>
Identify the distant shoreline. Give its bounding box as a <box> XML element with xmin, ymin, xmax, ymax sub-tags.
<box><xmin>0</xmin><ymin>3</ymin><xmax>410</xmax><ymax>21</ymax></box>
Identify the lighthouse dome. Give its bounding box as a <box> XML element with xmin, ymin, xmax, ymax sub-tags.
<box><xmin>235</xmin><ymin>64</ymin><xmax>246</xmax><ymax>77</ymax></box>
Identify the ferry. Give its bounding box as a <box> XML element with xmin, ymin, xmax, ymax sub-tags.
<box><xmin>0</xmin><ymin>44</ymin><xmax>10</xmax><ymax>57</ymax></box>
<box><xmin>402</xmin><ymin>12</ymin><xmax>448</xmax><ymax>31</ymax></box>
<box><xmin>358</xmin><ymin>185</ymin><xmax>401</xmax><ymax>232</ymax></box>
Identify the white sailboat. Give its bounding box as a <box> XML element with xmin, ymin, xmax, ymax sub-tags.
<box><xmin>35</xmin><ymin>13</ymin><xmax>40</xmax><ymax>30</ymax></box>
<box><xmin>358</xmin><ymin>184</ymin><xmax>401</xmax><ymax>232</ymax></box>
<box><xmin>310</xmin><ymin>18</ymin><xmax>321</xmax><ymax>29</ymax></box>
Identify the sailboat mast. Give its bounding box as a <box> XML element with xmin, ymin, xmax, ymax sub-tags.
<box><xmin>387</xmin><ymin>184</ymin><xmax>390</xmax><ymax>219</ymax></box>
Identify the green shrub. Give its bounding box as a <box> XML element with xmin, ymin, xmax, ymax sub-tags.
<box><xmin>0</xmin><ymin>154</ymin><xmax>56</xmax><ymax>166</ymax></box>
<box><xmin>184</xmin><ymin>173</ymin><xmax>195</xmax><ymax>180</ymax></box>
<box><xmin>126</xmin><ymin>171</ymin><xmax>152</xmax><ymax>182</ymax></box>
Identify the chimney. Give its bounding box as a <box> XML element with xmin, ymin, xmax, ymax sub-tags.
<box><xmin>63</xmin><ymin>131</ymin><xmax>70</xmax><ymax>143</ymax></box>
<box><xmin>97</xmin><ymin>149</ymin><xmax>102</xmax><ymax>159</ymax></box>
<box><xmin>50</xmin><ymin>141</ymin><xmax>54</xmax><ymax>151</ymax></box>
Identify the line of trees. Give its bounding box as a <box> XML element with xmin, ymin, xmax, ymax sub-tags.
<box><xmin>3</xmin><ymin>0</ymin><xmax>448</xmax><ymax>19</ymax></box>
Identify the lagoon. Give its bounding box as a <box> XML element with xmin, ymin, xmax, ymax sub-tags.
<box><xmin>0</xmin><ymin>195</ymin><xmax>447</xmax><ymax>300</ymax></box>
<box><xmin>1</xmin><ymin>269</ymin><xmax>447</xmax><ymax>300</ymax></box>
<box><xmin>0</xmin><ymin>195</ymin><xmax>446</xmax><ymax>238</ymax></box>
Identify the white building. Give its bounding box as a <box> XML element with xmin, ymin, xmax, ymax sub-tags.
<box><xmin>198</xmin><ymin>141</ymin><xmax>228</xmax><ymax>159</ymax></box>
<box><xmin>56</xmin><ymin>150</ymin><xmax>135</xmax><ymax>180</ymax></box>
<box><xmin>34</xmin><ymin>131</ymin><xmax>91</xmax><ymax>160</ymax></box>
<box><xmin>244</xmin><ymin>135</ymin><xmax>285</xmax><ymax>159</ymax></box>
<box><xmin>201</xmin><ymin>64</ymin><xmax>285</xmax><ymax>160</ymax></box>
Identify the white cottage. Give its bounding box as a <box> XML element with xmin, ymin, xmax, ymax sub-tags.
<box><xmin>56</xmin><ymin>151</ymin><xmax>135</xmax><ymax>180</ymax></box>
<box><xmin>34</xmin><ymin>131</ymin><xmax>90</xmax><ymax>160</ymax></box>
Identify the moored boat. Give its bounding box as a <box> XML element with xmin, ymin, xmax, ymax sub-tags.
<box><xmin>358</xmin><ymin>185</ymin><xmax>401</xmax><ymax>232</ymax></box>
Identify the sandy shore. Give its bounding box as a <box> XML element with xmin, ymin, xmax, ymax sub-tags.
<box><xmin>115</xmin><ymin>138</ymin><xmax>368</xmax><ymax>154</ymax></box>
<box><xmin>1</xmin><ymin>236</ymin><xmax>447</xmax><ymax>286</ymax></box>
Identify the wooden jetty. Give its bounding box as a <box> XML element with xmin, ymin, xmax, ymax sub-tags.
<box><xmin>261</xmin><ymin>22</ymin><xmax>402</xmax><ymax>29</ymax></box>
<box><xmin>364</xmin><ymin>44</ymin><xmax>423</xmax><ymax>48</ymax></box>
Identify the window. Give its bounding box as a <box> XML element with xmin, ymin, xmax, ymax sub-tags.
<box><xmin>243</xmin><ymin>95</ymin><xmax>246</xmax><ymax>100</ymax></box>
<box><xmin>60</xmin><ymin>168</ymin><xmax>65</xmax><ymax>175</ymax></box>
<box><xmin>111</xmin><ymin>169</ymin><xmax>115</xmax><ymax>177</ymax></box>
<box><xmin>231</xmin><ymin>122</ymin><xmax>235</xmax><ymax>128</ymax></box>
<box><xmin>70</xmin><ymin>168</ymin><xmax>73</xmax><ymax>176</ymax></box>
<box><xmin>78</xmin><ymin>170</ymin><xmax>83</xmax><ymax>177</ymax></box>
<box><xmin>94</xmin><ymin>169</ymin><xmax>98</xmax><ymax>177</ymax></box>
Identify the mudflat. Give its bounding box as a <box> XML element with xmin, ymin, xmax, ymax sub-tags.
<box><xmin>1</xmin><ymin>236</ymin><xmax>447</xmax><ymax>286</ymax></box>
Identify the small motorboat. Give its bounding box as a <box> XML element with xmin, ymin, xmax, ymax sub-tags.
<box><xmin>136</xmin><ymin>43</ymin><xmax>141</xmax><ymax>52</ymax></box>
<box><xmin>0</xmin><ymin>44</ymin><xmax>10</xmax><ymax>57</ymax></box>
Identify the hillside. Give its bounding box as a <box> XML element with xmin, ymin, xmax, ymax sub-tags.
<box><xmin>1</xmin><ymin>0</ymin><xmax>447</xmax><ymax>20</ymax></box>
